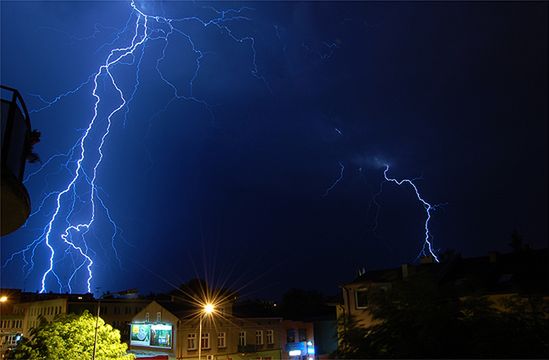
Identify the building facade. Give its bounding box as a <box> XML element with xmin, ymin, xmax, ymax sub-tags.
<box><xmin>0</xmin><ymin>289</ymin><xmax>149</xmax><ymax>357</ymax></box>
<box><xmin>336</xmin><ymin>249</ymin><xmax>549</xmax><ymax>351</ymax></box>
<box><xmin>129</xmin><ymin>300</ymin><xmax>317</xmax><ymax>360</ymax></box>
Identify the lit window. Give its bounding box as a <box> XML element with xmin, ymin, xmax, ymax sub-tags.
<box><xmin>256</xmin><ymin>330</ymin><xmax>263</xmax><ymax>345</ymax></box>
<box><xmin>201</xmin><ymin>332</ymin><xmax>210</xmax><ymax>349</ymax></box>
<box><xmin>156</xmin><ymin>311</ymin><xmax>161</xmax><ymax>322</ymax></box>
<box><xmin>187</xmin><ymin>333</ymin><xmax>196</xmax><ymax>350</ymax></box>
<box><xmin>266</xmin><ymin>330</ymin><xmax>274</xmax><ymax>344</ymax></box>
<box><xmin>239</xmin><ymin>331</ymin><xmax>246</xmax><ymax>346</ymax></box>
<box><xmin>355</xmin><ymin>289</ymin><xmax>368</xmax><ymax>309</ymax></box>
<box><xmin>217</xmin><ymin>332</ymin><xmax>226</xmax><ymax>348</ymax></box>
<box><xmin>145</xmin><ymin>312</ymin><xmax>150</xmax><ymax>322</ymax></box>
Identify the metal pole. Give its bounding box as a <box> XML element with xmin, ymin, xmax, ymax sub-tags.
<box><xmin>92</xmin><ymin>299</ymin><xmax>100</xmax><ymax>360</ymax></box>
<box><xmin>197</xmin><ymin>315</ymin><xmax>203</xmax><ymax>360</ymax></box>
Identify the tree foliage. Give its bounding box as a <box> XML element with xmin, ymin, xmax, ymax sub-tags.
<box><xmin>7</xmin><ymin>311</ymin><xmax>134</xmax><ymax>360</ymax></box>
<box><xmin>337</xmin><ymin>273</ymin><xmax>549</xmax><ymax>358</ymax></box>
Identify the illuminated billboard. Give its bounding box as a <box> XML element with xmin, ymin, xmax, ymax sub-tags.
<box><xmin>150</xmin><ymin>324</ymin><xmax>172</xmax><ymax>348</ymax></box>
<box><xmin>131</xmin><ymin>324</ymin><xmax>151</xmax><ymax>347</ymax></box>
<box><xmin>130</xmin><ymin>323</ymin><xmax>172</xmax><ymax>349</ymax></box>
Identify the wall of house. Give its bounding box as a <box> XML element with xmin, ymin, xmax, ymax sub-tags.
<box><xmin>131</xmin><ymin>301</ymin><xmax>180</xmax><ymax>359</ymax></box>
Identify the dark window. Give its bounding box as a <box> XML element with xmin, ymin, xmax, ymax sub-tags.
<box><xmin>355</xmin><ymin>289</ymin><xmax>368</xmax><ymax>308</ymax></box>
<box><xmin>298</xmin><ymin>328</ymin><xmax>307</xmax><ymax>342</ymax></box>
<box><xmin>286</xmin><ymin>329</ymin><xmax>296</xmax><ymax>343</ymax></box>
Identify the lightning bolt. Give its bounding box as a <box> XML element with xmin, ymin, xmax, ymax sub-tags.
<box><xmin>5</xmin><ymin>0</ymin><xmax>269</xmax><ymax>294</ymax></box>
<box><xmin>382</xmin><ymin>164</ymin><xmax>440</xmax><ymax>262</ymax></box>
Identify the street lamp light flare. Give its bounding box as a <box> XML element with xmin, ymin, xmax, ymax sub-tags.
<box><xmin>204</xmin><ymin>303</ymin><xmax>214</xmax><ymax>314</ymax></box>
<box><xmin>0</xmin><ymin>296</ymin><xmax>7</xmax><ymax>302</ymax></box>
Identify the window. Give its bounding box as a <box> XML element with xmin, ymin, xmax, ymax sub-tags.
<box><xmin>187</xmin><ymin>333</ymin><xmax>197</xmax><ymax>350</ymax></box>
<box><xmin>355</xmin><ymin>289</ymin><xmax>368</xmax><ymax>309</ymax></box>
<box><xmin>286</xmin><ymin>329</ymin><xmax>296</xmax><ymax>343</ymax></box>
<box><xmin>266</xmin><ymin>330</ymin><xmax>274</xmax><ymax>344</ymax></box>
<box><xmin>217</xmin><ymin>332</ymin><xmax>226</xmax><ymax>348</ymax></box>
<box><xmin>145</xmin><ymin>312</ymin><xmax>150</xmax><ymax>322</ymax></box>
<box><xmin>201</xmin><ymin>332</ymin><xmax>210</xmax><ymax>349</ymax></box>
<box><xmin>256</xmin><ymin>330</ymin><xmax>263</xmax><ymax>345</ymax></box>
<box><xmin>156</xmin><ymin>311</ymin><xmax>162</xmax><ymax>322</ymax></box>
<box><xmin>298</xmin><ymin>328</ymin><xmax>307</xmax><ymax>342</ymax></box>
<box><xmin>239</xmin><ymin>331</ymin><xmax>246</xmax><ymax>346</ymax></box>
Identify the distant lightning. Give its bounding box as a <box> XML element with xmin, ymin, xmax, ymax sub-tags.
<box><xmin>323</xmin><ymin>162</ymin><xmax>345</xmax><ymax>197</ymax></box>
<box><xmin>382</xmin><ymin>164</ymin><xmax>440</xmax><ymax>262</ymax></box>
<box><xmin>6</xmin><ymin>0</ymin><xmax>269</xmax><ymax>294</ymax></box>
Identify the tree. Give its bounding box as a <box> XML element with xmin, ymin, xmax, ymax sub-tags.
<box><xmin>7</xmin><ymin>311</ymin><xmax>134</xmax><ymax>360</ymax></box>
<box><xmin>336</xmin><ymin>272</ymin><xmax>549</xmax><ymax>358</ymax></box>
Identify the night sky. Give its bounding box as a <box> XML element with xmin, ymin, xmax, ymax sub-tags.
<box><xmin>1</xmin><ymin>1</ymin><xmax>547</xmax><ymax>299</ymax></box>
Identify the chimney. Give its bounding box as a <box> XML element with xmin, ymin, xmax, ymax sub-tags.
<box><xmin>401</xmin><ymin>264</ymin><xmax>409</xmax><ymax>279</ymax></box>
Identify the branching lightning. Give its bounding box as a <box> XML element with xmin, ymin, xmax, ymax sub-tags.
<box><xmin>382</xmin><ymin>164</ymin><xmax>440</xmax><ymax>262</ymax></box>
<box><xmin>5</xmin><ymin>0</ymin><xmax>269</xmax><ymax>293</ymax></box>
<box><xmin>4</xmin><ymin>1</ymin><xmax>445</xmax><ymax>294</ymax></box>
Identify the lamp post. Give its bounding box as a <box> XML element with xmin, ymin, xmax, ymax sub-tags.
<box><xmin>92</xmin><ymin>289</ymin><xmax>101</xmax><ymax>360</ymax></box>
<box><xmin>198</xmin><ymin>303</ymin><xmax>214</xmax><ymax>360</ymax></box>
<box><xmin>92</xmin><ymin>299</ymin><xmax>100</xmax><ymax>360</ymax></box>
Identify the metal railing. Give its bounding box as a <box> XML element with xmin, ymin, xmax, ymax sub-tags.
<box><xmin>1</xmin><ymin>85</ymin><xmax>32</xmax><ymax>181</ymax></box>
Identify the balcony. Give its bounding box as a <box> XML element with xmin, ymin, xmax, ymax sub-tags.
<box><xmin>1</xmin><ymin>85</ymin><xmax>32</xmax><ymax>235</ymax></box>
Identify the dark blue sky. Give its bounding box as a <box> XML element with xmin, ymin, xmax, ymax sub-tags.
<box><xmin>1</xmin><ymin>1</ymin><xmax>547</xmax><ymax>298</ymax></box>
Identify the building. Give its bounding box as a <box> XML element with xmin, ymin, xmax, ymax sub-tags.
<box><xmin>336</xmin><ymin>248</ymin><xmax>549</xmax><ymax>343</ymax></box>
<box><xmin>0</xmin><ymin>289</ymin><xmax>24</xmax><ymax>355</ymax></box>
<box><xmin>129</xmin><ymin>300</ymin><xmax>283</xmax><ymax>360</ymax></box>
<box><xmin>128</xmin><ymin>299</ymin><xmax>319</xmax><ymax>360</ymax></box>
<box><xmin>0</xmin><ymin>289</ymin><xmax>149</xmax><ymax>357</ymax></box>
<box><xmin>280</xmin><ymin>320</ymin><xmax>315</xmax><ymax>360</ymax></box>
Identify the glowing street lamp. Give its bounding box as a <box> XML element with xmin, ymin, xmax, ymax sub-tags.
<box><xmin>0</xmin><ymin>296</ymin><xmax>7</xmax><ymax>303</ymax></box>
<box><xmin>198</xmin><ymin>303</ymin><xmax>215</xmax><ymax>360</ymax></box>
